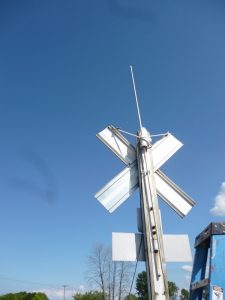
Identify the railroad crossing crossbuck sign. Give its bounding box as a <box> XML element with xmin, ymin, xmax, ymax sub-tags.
<box><xmin>95</xmin><ymin>125</ymin><xmax>194</xmax><ymax>217</ymax></box>
<box><xmin>95</xmin><ymin>124</ymin><xmax>195</xmax><ymax>300</ymax></box>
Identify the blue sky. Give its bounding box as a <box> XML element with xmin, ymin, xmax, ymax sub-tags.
<box><xmin>1</xmin><ymin>0</ymin><xmax>225</xmax><ymax>297</ymax></box>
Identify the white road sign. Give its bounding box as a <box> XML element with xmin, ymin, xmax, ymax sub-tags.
<box><xmin>95</xmin><ymin>126</ymin><xmax>195</xmax><ymax>216</ymax></box>
<box><xmin>112</xmin><ymin>232</ymin><xmax>192</xmax><ymax>263</ymax></box>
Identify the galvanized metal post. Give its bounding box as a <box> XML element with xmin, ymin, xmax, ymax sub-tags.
<box><xmin>136</xmin><ymin>127</ymin><xmax>169</xmax><ymax>300</ymax></box>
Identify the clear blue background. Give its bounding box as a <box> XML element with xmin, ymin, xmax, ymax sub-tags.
<box><xmin>1</xmin><ymin>0</ymin><xmax>225</xmax><ymax>297</ymax></box>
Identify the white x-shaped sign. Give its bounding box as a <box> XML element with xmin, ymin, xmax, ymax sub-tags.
<box><xmin>95</xmin><ymin>125</ymin><xmax>195</xmax><ymax>217</ymax></box>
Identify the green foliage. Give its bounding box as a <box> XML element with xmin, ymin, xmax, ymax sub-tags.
<box><xmin>124</xmin><ymin>294</ymin><xmax>137</xmax><ymax>300</ymax></box>
<box><xmin>0</xmin><ymin>294</ymin><xmax>16</xmax><ymax>300</ymax></box>
<box><xmin>168</xmin><ymin>281</ymin><xmax>179</xmax><ymax>299</ymax></box>
<box><xmin>136</xmin><ymin>271</ymin><xmax>148</xmax><ymax>300</ymax></box>
<box><xmin>73</xmin><ymin>291</ymin><xmax>105</xmax><ymax>300</ymax></box>
<box><xmin>32</xmin><ymin>294</ymin><xmax>48</xmax><ymax>300</ymax></box>
<box><xmin>0</xmin><ymin>292</ymin><xmax>48</xmax><ymax>300</ymax></box>
<box><xmin>180</xmin><ymin>288</ymin><xmax>189</xmax><ymax>300</ymax></box>
<box><xmin>136</xmin><ymin>271</ymin><xmax>180</xmax><ymax>300</ymax></box>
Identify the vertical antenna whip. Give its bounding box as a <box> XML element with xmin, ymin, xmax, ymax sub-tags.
<box><xmin>130</xmin><ymin>65</ymin><xmax>143</xmax><ymax>129</ymax></box>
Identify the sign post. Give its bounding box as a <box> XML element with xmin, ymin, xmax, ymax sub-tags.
<box><xmin>136</xmin><ymin>127</ymin><xmax>169</xmax><ymax>299</ymax></box>
<box><xmin>95</xmin><ymin>67</ymin><xmax>196</xmax><ymax>300</ymax></box>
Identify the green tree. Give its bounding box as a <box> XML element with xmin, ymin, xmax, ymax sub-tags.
<box><xmin>0</xmin><ymin>294</ymin><xmax>16</xmax><ymax>300</ymax></box>
<box><xmin>0</xmin><ymin>293</ymin><xmax>48</xmax><ymax>300</ymax></box>
<box><xmin>124</xmin><ymin>294</ymin><xmax>137</xmax><ymax>300</ymax></box>
<box><xmin>168</xmin><ymin>281</ymin><xmax>179</xmax><ymax>299</ymax></box>
<box><xmin>180</xmin><ymin>288</ymin><xmax>189</xmax><ymax>300</ymax></box>
<box><xmin>136</xmin><ymin>271</ymin><xmax>147</xmax><ymax>300</ymax></box>
<box><xmin>74</xmin><ymin>291</ymin><xmax>104</xmax><ymax>300</ymax></box>
<box><xmin>32</xmin><ymin>294</ymin><xmax>48</xmax><ymax>300</ymax></box>
<box><xmin>135</xmin><ymin>271</ymin><xmax>179</xmax><ymax>300</ymax></box>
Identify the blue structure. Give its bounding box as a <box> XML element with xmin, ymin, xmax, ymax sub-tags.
<box><xmin>190</xmin><ymin>222</ymin><xmax>225</xmax><ymax>299</ymax></box>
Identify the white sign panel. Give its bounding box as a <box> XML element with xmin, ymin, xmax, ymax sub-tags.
<box><xmin>155</xmin><ymin>170</ymin><xmax>195</xmax><ymax>217</ymax></box>
<box><xmin>112</xmin><ymin>232</ymin><xmax>145</xmax><ymax>261</ymax></box>
<box><xmin>151</xmin><ymin>133</ymin><xmax>183</xmax><ymax>172</ymax></box>
<box><xmin>112</xmin><ymin>233</ymin><xmax>192</xmax><ymax>262</ymax></box>
<box><xmin>97</xmin><ymin>127</ymin><xmax>183</xmax><ymax>172</ymax></box>
<box><xmin>96</xmin><ymin>165</ymin><xmax>195</xmax><ymax>216</ymax></box>
<box><xmin>163</xmin><ymin>234</ymin><xmax>192</xmax><ymax>262</ymax></box>
<box><xmin>97</xmin><ymin>126</ymin><xmax>136</xmax><ymax>165</ymax></box>
<box><xmin>95</xmin><ymin>163</ymin><xmax>138</xmax><ymax>213</ymax></box>
<box><xmin>96</xmin><ymin>126</ymin><xmax>195</xmax><ymax>216</ymax></box>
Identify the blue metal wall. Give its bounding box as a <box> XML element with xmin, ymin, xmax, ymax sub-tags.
<box><xmin>209</xmin><ymin>235</ymin><xmax>225</xmax><ymax>296</ymax></box>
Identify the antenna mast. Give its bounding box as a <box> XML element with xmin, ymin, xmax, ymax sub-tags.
<box><xmin>130</xmin><ymin>65</ymin><xmax>143</xmax><ymax>129</ymax></box>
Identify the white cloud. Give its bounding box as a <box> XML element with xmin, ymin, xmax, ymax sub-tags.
<box><xmin>210</xmin><ymin>182</ymin><xmax>225</xmax><ymax>216</ymax></box>
<box><xmin>79</xmin><ymin>285</ymin><xmax>85</xmax><ymax>291</ymax></box>
<box><xmin>181</xmin><ymin>265</ymin><xmax>192</xmax><ymax>273</ymax></box>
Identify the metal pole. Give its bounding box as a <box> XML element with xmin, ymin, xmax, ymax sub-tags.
<box><xmin>130</xmin><ymin>65</ymin><xmax>143</xmax><ymax>130</ymax></box>
<box><xmin>136</xmin><ymin>127</ymin><xmax>169</xmax><ymax>300</ymax></box>
<box><xmin>62</xmin><ymin>285</ymin><xmax>68</xmax><ymax>300</ymax></box>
